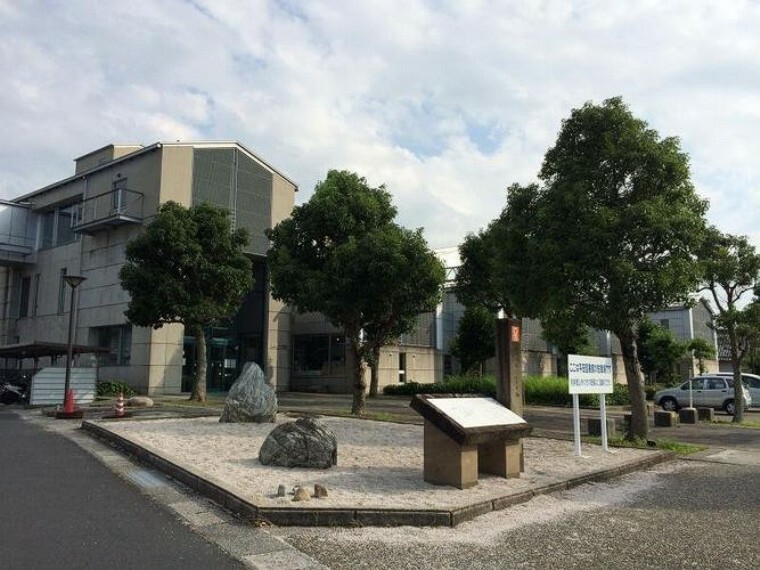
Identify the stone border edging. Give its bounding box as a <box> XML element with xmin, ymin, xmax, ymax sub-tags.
<box><xmin>81</xmin><ymin>419</ymin><xmax>674</xmax><ymax>528</ymax></box>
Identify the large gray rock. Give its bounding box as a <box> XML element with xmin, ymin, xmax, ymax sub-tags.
<box><xmin>259</xmin><ymin>417</ymin><xmax>338</xmax><ymax>469</ymax></box>
<box><xmin>219</xmin><ymin>362</ymin><xmax>277</xmax><ymax>423</ymax></box>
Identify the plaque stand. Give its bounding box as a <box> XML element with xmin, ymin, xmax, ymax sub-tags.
<box><xmin>411</xmin><ymin>394</ymin><xmax>532</xmax><ymax>490</ymax></box>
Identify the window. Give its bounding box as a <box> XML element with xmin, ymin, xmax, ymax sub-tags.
<box><xmin>683</xmin><ymin>378</ymin><xmax>705</xmax><ymax>390</ymax></box>
<box><xmin>18</xmin><ymin>276</ymin><xmax>30</xmax><ymax>318</ymax></box>
<box><xmin>40</xmin><ymin>205</ymin><xmax>80</xmax><ymax>249</ymax></box>
<box><xmin>31</xmin><ymin>274</ymin><xmax>40</xmax><ymax>316</ymax></box>
<box><xmin>58</xmin><ymin>268</ymin><xmax>67</xmax><ymax>314</ymax></box>
<box><xmin>93</xmin><ymin>325</ymin><xmax>132</xmax><ymax>366</ymax></box>
<box><xmin>112</xmin><ymin>178</ymin><xmax>128</xmax><ymax>213</ymax></box>
<box><xmin>292</xmin><ymin>334</ymin><xmax>345</xmax><ymax>376</ymax></box>
<box><xmin>659</xmin><ymin>319</ymin><xmax>670</xmax><ymax>330</ymax></box>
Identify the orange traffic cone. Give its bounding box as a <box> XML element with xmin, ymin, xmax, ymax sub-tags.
<box><xmin>63</xmin><ymin>388</ymin><xmax>76</xmax><ymax>413</ymax></box>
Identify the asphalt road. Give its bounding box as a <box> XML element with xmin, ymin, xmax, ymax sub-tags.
<box><xmin>0</xmin><ymin>408</ymin><xmax>244</xmax><ymax>570</ymax></box>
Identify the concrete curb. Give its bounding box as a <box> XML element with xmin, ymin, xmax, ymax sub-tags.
<box><xmin>81</xmin><ymin>420</ymin><xmax>675</xmax><ymax>528</ymax></box>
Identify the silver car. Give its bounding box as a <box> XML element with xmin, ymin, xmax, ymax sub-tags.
<box><xmin>654</xmin><ymin>375</ymin><xmax>752</xmax><ymax>415</ymax></box>
<box><xmin>713</xmin><ymin>372</ymin><xmax>760</xmax><ymax>408</ymax></box>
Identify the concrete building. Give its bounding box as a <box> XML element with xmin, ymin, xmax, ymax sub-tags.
<box><xmin>0</xmin><ymin>142</ymin><xmax>296</xmax><ymax>394</ymax></box>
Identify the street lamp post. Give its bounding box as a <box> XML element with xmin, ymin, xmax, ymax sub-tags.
<box><xmin>62</xmin><ymin>275</ymin><xmax>86</xmax><ymax>410</ymax></box>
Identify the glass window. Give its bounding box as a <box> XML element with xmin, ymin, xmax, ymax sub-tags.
<box><xmin>683</xmin><ymin>378</ymin><xmax>705</xmax><ymax>390</ymax></box>
<box><xmin>58</xmin><ymin>268</ymin><xmax>67</xmax><ymax>314</ymax></box>
<box><xmin>707</xmin><ymin>378</ymin><xmax>726</xmax><ymax>390</ymax></box>
<box><xmin>293</xmin><ymin>335</ymin><xmax>330</xmax><ymax>376</ymax></box>
<box><xmin>41</xmin><ymin>212</ymin><xmax>56</xmax><ymax>248</ymax></box>
<box><xmin>18</xmin><ymin>276</ymin><xmax>30</xmax><ymax>318</ymax></box>
<box><xmin>94</xmin><ymin>325</ymin><xmax>132</xmax><ymax>366</ymax></box>
<box><xmin>31</xmin><ymin>274</ymin><xmax>40</xmax><ymax>316</ymax></box>
<box><xmin>292</xmin><ymin>334</ymin><xmax>346</xmax><ymax>376</ymax></box>
<box><xmin>56</xmin><ymin>205</ymin><xmax>78</xmax><ymax>246</ymax></box>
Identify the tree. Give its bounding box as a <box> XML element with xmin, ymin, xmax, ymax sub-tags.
<box><xmin>469</xmin><ymin>97</ymin><xmax>708</xmax><ymax>439</ymax></box>
<box><xmin>119</xmin><ymin>202</ymin><xmax>253</xmax><ymax>402</ymax></box>
<box><xmin>698</xmin><ymin>229</ymin><xmax>760</xmax><ymax>422</ymax></box>
<box><xmin>637</xmin><ymin>319</ymin><xmax>686</xmax><ymax>385</ymax></box>
<box><xmin>450</xmin><ymin>305</ymin><xmax>497</xmax><ymax>376</ymax></box>
<box><xmin>267</xmin><ymin>170</ymin><xmax>444</xmax><ymax>415</ymax></box>
<box><xmin>686</xmin><ymin>337</ymin><xmax>716</xmax><ymax>375</ymax></box>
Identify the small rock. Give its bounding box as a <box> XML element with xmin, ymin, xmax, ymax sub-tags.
<box><xmin>127</xmin><ymin>396</ymin><xmax>154</xmax><ymax>408</ymax></box>
<box><xmin>314</xmin><ymin>484</ymin><xmax>328</xmax><ymax>498</ymax></box>
<box><xmin>277</xmin><ymin>484</ymin><xmax>286</xmax><ymax>497</ymax></box>
<box><xmin>292</xmin><ymin>486</ymin><xmax>311</xmax><ymax>502</ymax></box>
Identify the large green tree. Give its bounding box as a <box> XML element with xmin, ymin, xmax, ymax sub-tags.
<box><xmin>698</xmin><ymin>229</ymin><xmax>760</xmax><ymax>422</ymax></box>
<box><xmin>119</xmin><ymin>201</ymin><xmax>253</xmax><ymax>402</ymax></box>
<box><xmin>450</xmin><ymin>305</ymin><xmax>497</xmax><ymax>376</ymax></box>
<box><xmin>464</xmin><ymin>97</ymin><xmax>708</xmax><ymax>439</ymax></box>
<box><xmin>636</xmin><ymin>319</ymin><xmax>686</xmax><ymax>385</ymax></box>
<box><xmin>267</xmin><ymin>170</ymin><xmax>444</xmax><ymax>415</ymax></box>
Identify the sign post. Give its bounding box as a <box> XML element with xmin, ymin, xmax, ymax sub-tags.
<box><xmin>568</xmin><ymin>354</ymin><xmax>614</xmax><ymax>456</ymax></box>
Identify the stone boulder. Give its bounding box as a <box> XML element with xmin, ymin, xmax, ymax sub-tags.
<box><xmin>127</xmin><ymin>396</ymin><xmax>154</xmax><ymax>408</ymax></box>
<box><xmin>259</xmin><ymin>417</ymin><xmax>337</xmax><ymax>469</ymax></box>
<box><xmin>219</xmin><ymin>362</ymin><xmax>277</xmax><ymax>423</ymax></box>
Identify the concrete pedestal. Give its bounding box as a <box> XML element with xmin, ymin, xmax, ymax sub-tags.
<box><xmin>654</xmin><ymin>410</ymin><xmax>678</xmax><ymax>427</ymax></box>
<box><xmin>697</xmin><ymin>407</ymin><xmax>715</xmax><ymax>422</ymax></box>
<box><xmin>587</xmin><ymin>417</ymin><xmax>617</xmax><ymax>437</ymax></box>
<box><xmin>423</xmin><ymin>420</ymin><xmax>524</xmax><ymax>489</ymax></box>
<box><xmin>678</xmin><ymin>407</ymin><xmax>698</xmax><ymax>424</ymax></box>
<box><xmin>423</xmin><ymin>420</ymin><xmax>479</xmax><ymax>489</ymax></box>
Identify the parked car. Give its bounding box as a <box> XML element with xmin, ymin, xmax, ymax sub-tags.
<box><xmin>712</xmin><ymin>372</ymin><xmax>760</xmax><ymax>408</ymax></box>
<box><xmin>654</xmin><ymin>375</ymin><xmax>751</xmax><ymax>415</ymax></box>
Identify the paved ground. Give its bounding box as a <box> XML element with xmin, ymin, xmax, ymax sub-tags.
<box><xmin>0</xmin><ymin>407</ymin><xmax>245</xmax><ymax>570</ymax></box>
<box><xmin>4</xmin><ymin>395</ymin><xmax>760</xmax><ymax>569</ymax></box>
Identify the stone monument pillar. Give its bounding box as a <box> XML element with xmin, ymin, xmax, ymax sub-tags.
<box><xmin>495</xmin><ymin>317</ymin><xmax>524</xmax><ymax>471</ymax></box>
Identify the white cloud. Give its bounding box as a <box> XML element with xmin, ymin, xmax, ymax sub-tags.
<box><xmin>1</xmin><ymin>0</ymin><xmax>759</xmax><ymax>251</ymax></box>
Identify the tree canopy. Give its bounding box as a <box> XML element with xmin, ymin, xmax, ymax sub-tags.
<box><xmin>119</xmin><ymin>201</ymin><xmax>253</xmax><ymax>401</ymax></box>
<box><xmin>459</xmin><ymin>97</ymin><xmax>709</xmax><ymax>439</ymax></box>
<box><xmin>267</xmin><ymin>169</ymin><xmax>444</xmax><ymax>415</ymax></box>
<box><xmin>450</xmin><ymin>305</ymin><xmax>496</xmax><ymax>376</ymax></box>
<box><xmin>698</xmin><ymin>229</ymin><xmax>760</xmax><ymax>422</ymax></box>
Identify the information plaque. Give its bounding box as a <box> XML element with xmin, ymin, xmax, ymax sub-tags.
<box><xmin>410</xmin><ymin>394</ymin><xmax>532</xmax><ymax>488</ymax></box>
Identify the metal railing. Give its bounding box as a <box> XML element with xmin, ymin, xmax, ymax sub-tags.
<box><xmin>72</xmin><ymin>187</ymin><xmax>144</xmax><ymax>232</ymax></box>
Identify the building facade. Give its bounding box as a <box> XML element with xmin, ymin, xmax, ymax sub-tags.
<box><xmin>0</xmin><ymin>142</ymin><xmax>296</xmax><ymax>393</ymax></box>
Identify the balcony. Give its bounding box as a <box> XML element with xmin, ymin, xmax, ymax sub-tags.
<box><xmin>72</xmin><ymin>187</ymin><xmax>144</xmax><ymax>235</ymax></box>
<box><xmin>0</xmin><ymin>202</ymin><xmax>37</xmax><ymax>267</ymax></box>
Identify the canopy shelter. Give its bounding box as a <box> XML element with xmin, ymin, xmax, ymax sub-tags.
<box><xmin>0</xmin><ymin>342</ymin><xmax>110</xmax><ymax>380</ymax></box>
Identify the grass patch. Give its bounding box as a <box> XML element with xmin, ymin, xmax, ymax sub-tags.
<box><xmin>584</xmin><ymin>435</ymin><xmax>704</xmax><ymax>455</ymax></box>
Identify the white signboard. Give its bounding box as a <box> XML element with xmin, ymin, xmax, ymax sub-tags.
<box><xmin>568</xmin><ymin>354</ymin><xmax>614</xmax><ymax>394</ymax></box>
<box><xmin>428</xmin><ymin>397</ymin><xmax>526</xmax><ymax>428</ymax></box>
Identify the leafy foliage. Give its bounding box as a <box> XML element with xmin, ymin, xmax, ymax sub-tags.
<box><xmin>458</xmin><ymin>97</ymin><xmax>709</xmax><ymax>439</ymax></box>
<box><xmin>119</xmin><ymin>202</ymin><xmax>253</xmax><ymax>401</ymax></box>
<box><xmin>686</xmin><ymin>337</ymin><xmax>716</xmax><ymax>375</ymax></box>
<box><xmin>450</xmin><ymin>305</ymin><xmax>496</xmax><ymax>375</ymax></box>
<box><xmin>96</xmin><ymin>380</ymin><xmax>136</xmax><ymax>397</ymax></box>
<box><xmin>636</xmin><ymin>319</ymin><xmax>686</xmax><ymax>385</ymax></box>
<box><xmin>698</xmin><ymin>229</ymin><xmax>760</xmax><ymax>422</ymax></box>
<box><xmin>267</xmin><ymin>170</ymin><xmax>444</xmax><ymax>415</ymax></box>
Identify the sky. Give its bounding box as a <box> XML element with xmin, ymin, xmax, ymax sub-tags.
<box><xmin>1</xmin><ymin>0</ymin><xmax>759</xmax><ymax>251</ymax></box>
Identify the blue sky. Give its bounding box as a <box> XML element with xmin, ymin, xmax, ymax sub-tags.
<box><xmin>1</xmin><ymin>0</ymin><xmax>759</xmax><ymax>251</ymax></box>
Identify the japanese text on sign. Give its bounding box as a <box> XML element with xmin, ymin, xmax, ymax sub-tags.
<box><xmin>567</xmin><ymin>354</ymin><xmax>614</xmax><ymax>394</ymax></box>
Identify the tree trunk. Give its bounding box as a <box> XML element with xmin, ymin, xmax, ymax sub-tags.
<box><xmin>617</xmin><ymin>328</ymin><xmax>648</xmax><ymax>440</ymax></box>
<box><xmin>729</xmin><ymin>328</ymin><xmax>744</xmax><ymax>424</ymax></box>
<box><xmin>368</xmin><ymin>345</ymin><xmax>381</xmax><ymax>398</ymax></box>
<box><xmin>190</xmin><ymin>324</ymin><xmax>207</xmax><ymax>402</ymax></box>
<box><xmin>349</xmin><ymin>331</ymin><xmax>367</xmax><ymax>415</ymax></box>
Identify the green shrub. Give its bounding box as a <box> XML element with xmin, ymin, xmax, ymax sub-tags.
<box><xmin>384</xmin><ymin>374</ymin><xmax>631</xmax><ymax>408</ymax></box>
<box><xmin>97</xmin><ymin>380</ymin><xmax>136</xmax><ymax>397</ymax></box>
<box><xmin>383</xmin><ymin>375</ymin><xmax>496</xmax><ymax>397</ymax></box>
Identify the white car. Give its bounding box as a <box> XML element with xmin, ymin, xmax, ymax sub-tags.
<box><xmin>654</xmin><ymin>375</ymin><xmax>752</xmax><ymax>416</ymax></box>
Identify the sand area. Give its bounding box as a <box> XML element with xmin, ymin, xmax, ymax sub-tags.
<box><xmin>100</xmin><ymin>414</ymin><xmax>656</xmax><ymax>510</ymax></box>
